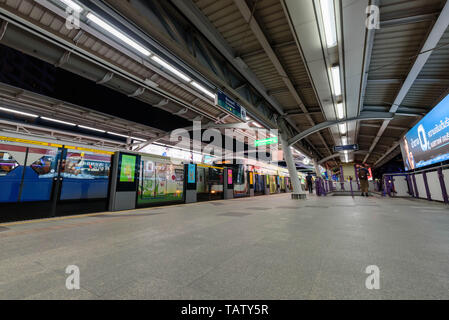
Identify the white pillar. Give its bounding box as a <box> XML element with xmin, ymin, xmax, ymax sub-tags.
<box><xmin>313</xmin><ymin>159</ymin><xmax>321</xmax><ymax>177</ymax></box>
<box><xmin>280</xmin><ymin>135</ymin><xmax>306</xmax><ymax>199</ymax></box>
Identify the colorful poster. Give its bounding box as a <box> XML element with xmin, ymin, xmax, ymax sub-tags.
<box><xmin>400</xmin><ymin>94</ymin><xmax>449</xmax><ymax>170</ymax></box>
<box><xmin>227</xmin><ymin>169</ymin><xmax>233</xmax><ymax>185</ymax></box>
<box><xmin>120</xmin><ymin>154</ymin><xmax>136</xmax><ymax>182</ymax></box>
<box><xmin>188</xmin><ymin>164</ymin><xmax>196</xmax><ymax>183</ymax></box>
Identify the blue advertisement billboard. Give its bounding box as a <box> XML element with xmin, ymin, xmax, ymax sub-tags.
<box><xmin>400</xmin><ymin>94</ymin><xmax>449</xmax><ymax>171</ymax></box>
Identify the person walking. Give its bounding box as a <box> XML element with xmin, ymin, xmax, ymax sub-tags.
<box><xmin>358</xmin><ymin>166</ymin><xmax>370</xmax><ymax>197</ymax></box>
<box><xmin>306</xmin><ymin>173</ymin><xmax>313</xmax><ymax>194</ymax></box>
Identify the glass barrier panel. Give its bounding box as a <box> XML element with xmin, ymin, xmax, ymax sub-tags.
<box><xmin>0</xmin><ymin>144</ymin><xmax>26</xmax><ymax>203</ymax></box>
<box><xmin>59</xmin><ymin>150</ymin><xmax>111</xmax><ymax>200</ymax></box>
<box><xmin>20</xmin><ymin>147</ymin><xmax>58</xmax><ymax>202</ymax></box>
<box><xmin>138</xmin><ymin>159</ymin><xmax>184</xmax><ymax>205</ymax></box>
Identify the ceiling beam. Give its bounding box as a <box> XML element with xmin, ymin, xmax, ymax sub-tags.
<box><xmin>170</xmin><ymin>0</ymin><xmax>316</xmax><ymax>159</ymax></box>
<box><xmin>233</xmin><ymin>0</ymin><xmax>332</xmax><ymax>156</ymax></box>
<box><xmin>367</xmin><ymin>78</ymin><xmax>449</xmax><ymax>85</ymax></box>
<box><xmin>363</xmin><ymin>0</ymin><xmax>449</xmax><ymax>163</ymax></box>
<box><xmin>380</xmin><ymin>12</ymin><xmax>440</xmax><ymax>28</ymax></box>
<box><xmin>240</xmin><ymin>40</ymin><xmax>296</xmax><ymax>59</ymax></box>
<box><xmin>288</xmin><ymin>112</ymin><xmax>394</xmax><ymax>146</ymax></box>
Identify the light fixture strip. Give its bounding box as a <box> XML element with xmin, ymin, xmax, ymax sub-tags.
<box><xmin>151</xmin><ymin>56</ymin><xmax>191</xmax><ymax>82</ymax></box>
<box><xmin>319</xmin><ymin>0</ymin><xmax>337</xmax><ymax>48</ymax></box>
<box><xmin>339</xmin><ymin>123</ymin><xmax>347</xmax><ymax>135</ymax></box>
<box><xmin>41</xmin><ymin>116</ymin><xmax>76</xmax><ymax>126</ymax></box>
<box><xmin>107</xmin><ymin>131</ymin><xmax>129</xmax><ymax>138</ymax></box>
<box><xmin>331</xmin><ymin>66</ymin><xmax>342</xmax><ymax>96</ymax></box>
<box><xmin>0</xmin><ymin>106</ymin><xmax>38</xmax><ymax>118</ymax></box>
<box><xmin>336</xmin><ymin>103</ymin><xmax>344</xmax><ymax>119</ymax></box>
<box><xmin>191</xmin><ymin>81</ymin><xmax>216</xmax><ymax>99</ymax></box>
<box><xmin>59</xmin><ymin>0</ymin><xmax>83</xmax><ymax>12</ymax></box>
<box><xmin>78</xmin><ymin>125</ymin><xmax>106</xmax><ymax>133</ymax></box>
<box><xmin>86</xmin><ymin>13</ymin><xmax>151</xmax><ymax>56</ymax></box>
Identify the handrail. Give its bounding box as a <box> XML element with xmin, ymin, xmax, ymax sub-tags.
<box><xmin>382</xmin><ymin>163</ymin><xmax>449</xmax><ymax>178</ymax></box>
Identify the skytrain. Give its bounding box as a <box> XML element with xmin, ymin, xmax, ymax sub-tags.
<box><xmin>0</xmin><ymin>133</ymin><xmax>305</xmax><ymax>222</ymax></box>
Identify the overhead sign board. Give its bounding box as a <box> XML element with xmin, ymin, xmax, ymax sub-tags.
<box><xmin>334</xmin><ymin>144</ymin><xmax>359</xmax><ymax>152</ymax></box>
<box><xmin>216</xmin><ymin>90</ymin><xmax>246</xmax><ymax>120</ymax></box>
<box><xmin>255</xmin><ymin>136</ymin><xmax>278</xmax><ymax>147</ymax></box>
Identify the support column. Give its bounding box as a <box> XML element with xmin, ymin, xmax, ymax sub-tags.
<box><xmin>280</xmin><ymin>135</ymin><xmax>306</xmax><ymax>199</ymax></box>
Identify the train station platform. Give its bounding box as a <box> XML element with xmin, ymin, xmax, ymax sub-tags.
<box><xmin>1</xmin><ymin>193</ymin><xmax>449</xmax><ymax>300</ymax></box>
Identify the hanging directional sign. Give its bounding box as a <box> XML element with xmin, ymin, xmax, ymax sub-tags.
<box><xmin>216</xmin><ymin>90</ymin><xmax>247</xmax><ymax>120</ymax></box>
<box><xmin>334</xmin><ymin>144</ymin><xmax>359</xmax><ymax>152</ymax></box>
<box><xmin>255</xmin><ymin>136</ymin><xmax>279</xmax><ymax>147</ymax></box>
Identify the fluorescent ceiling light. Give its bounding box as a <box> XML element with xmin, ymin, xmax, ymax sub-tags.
<box><xmin>341</xmin><ymin>136</ymin><xmax>347</xmax><ymax>145</ymax></box>
<box><xmin>331</xmin><ymin>66</ymin><xmax>342</xmax><ymax>96</ymax></box>
<box><xmin>60</xmin><ymin>0</ymin><xmax>83</xmax><ymax>12</ymax></box>
<box><xmin>78</xmin><ymin>125</ymin><xmax>105</xmax><ymax>133</ymax></box>
<box><xmin>151</xmin><ymin>56</ymin><xmax>191</xmax><ymax>82</ymax></box>
<box><xmin>252</xmin><ymin>121</ymin><xmax>263</xmax><ymax>128</ymax></box>
<box><xmin>86</xmin><ymin>13</ymin><xmax>151</xmax><ymax>56</ymax></box>
<box><xmin>41</xmin><ymin>116</ymin><xmax>76</xmax><ymax>126</ymax></box>
<box><xmin>336</xmin><ymin>103</ymin><xmax>344</xmax><ymax>119</ymax></box>
<box><xmin>339</xmin><ymin>123</ymin><xmax>347</xmax><ymax>134</ymax></box>
<box><xmin>191</xmin><ymin>81</ymin><xmax>216</xmax><ymax>99</ymax></box>
<box><xmin>0</xmin><ymin>106</ymin><xmax>38</xmax><ymax>118</ymax></box>
<box><xmin>131</xmin><ymin>137</ymin><xmax>146</xmax><ymax>142</ymax></box>
<box><xmin>319</xmin><ymin>0</ymin><xmax>337</xmax><ymax>48</ymax></box>
<box><xmin>344</xmin><ymin>152</ymin><xmax>349</xmax><ymax>163</ymax></box>
<box><xmin>107</xmin><ymin>131</ymin><xmax>129</xmax><ymax>138</ymax></box>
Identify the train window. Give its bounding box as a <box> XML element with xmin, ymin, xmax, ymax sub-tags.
<box><xmin>0</xmin><ymin>152</ymin><xmax>19</xmax><ymax>176</ymax></box>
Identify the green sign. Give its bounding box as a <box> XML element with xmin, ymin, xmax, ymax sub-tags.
<box><xmin>216</xmin><ymin>90</ymin><xmax>246</xmax><ymax>120</ymax></box>
<box><xmin>255</xmin><ymin>136</ymin><xmax>278</xmax><ymax>147</ymax></box>
<box><xmin>120</xmin><ymin>154</ymin><xmax>136</xmax><ymax>182</ymax></box>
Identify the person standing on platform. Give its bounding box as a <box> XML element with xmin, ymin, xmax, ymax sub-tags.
<box><xmin>358</xmin><ymin>166</ymin><xmax>370</xmax><ymax>197</ymax></box>
<box><xmin>306</xmin><ymin>173</ymin><xmax>313</xmax><ymax>194</ymax></box>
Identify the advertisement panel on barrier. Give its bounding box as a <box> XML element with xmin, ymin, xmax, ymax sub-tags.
<box><xmin>400</xmin><ymin>94</ymin><xmax>449</xmax><ymax>170</ymax></box>
<box><xmin>120</xmin><ymin>154</ymin><xmax>136</xmax><ymax>182</ymax></box>
<box><xmin>187</xmin><ymin>164</ymin><xmax>196</xmax><ymax>184</ymax></box>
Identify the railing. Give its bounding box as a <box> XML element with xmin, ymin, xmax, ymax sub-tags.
<box><xmin>315</xmin><ymin>178</ymin><xmax>379</xmax><ymax>196</ymax></box>
<box><xmin>382</xmin><ymin>164</ymin><xmax>449</xmax><ymax>204</ymax></box>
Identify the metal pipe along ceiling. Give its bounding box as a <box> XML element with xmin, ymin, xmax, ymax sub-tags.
<box><xmin>0</xmin><ymin>17</ymin><xmax>216</xmax><ymax>123</ymax></box>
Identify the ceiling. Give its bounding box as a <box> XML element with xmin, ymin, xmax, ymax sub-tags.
<box><xmin>180</xmin><ymin>0</ymin><xmax>449</xmax><ymax>167</ymax></box>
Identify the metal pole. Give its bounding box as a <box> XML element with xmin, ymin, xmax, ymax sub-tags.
<box><xmin>354</xmin><ymin>164</ymin><xmax>360</xmax><ymax>190</ymax></box>
<box><xmin>340</xmin><ymin>165</ymin><xmax>345</xmax><ymax>191</ymax></box>
<box><xmin>422</xmin><ymin>172</ymin><xmax>432</xmax><ymax>201</ymax></box>
<box><xmin>405</xmin><ymin>174</ymin><xmax>414</xmax><ymax>197</ymax></box>
<box><xmin>412</xmin><ymin>174</ymin><xmax>419</xmax><ymax>198</ymax></box>
<box><xmin>438</xmin><ymin>168</ymin><xmax>449</xmax><ymax>204</ymax></box>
